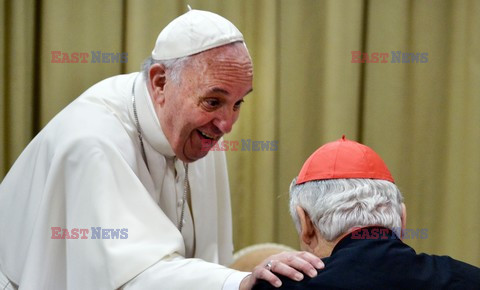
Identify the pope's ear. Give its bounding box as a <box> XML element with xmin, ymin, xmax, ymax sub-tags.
<box><xmin>148</xmin><ymin>64</ymin><xmax>167</xmax><ymax>104</ymax></box>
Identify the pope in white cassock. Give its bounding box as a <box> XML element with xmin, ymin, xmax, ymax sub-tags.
<box><xmin>0</xmin><ymin>9</ymin><xmax>322</xmax><ymax>290</ymax></box>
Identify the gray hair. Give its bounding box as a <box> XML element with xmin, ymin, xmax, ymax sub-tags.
<box><xmin>141</xmin><ymin>56</ymin><xmax>190</xmax><ymax>85</ymax></box>
<box><xmin>289</xmin><ymin>178</ymin><xmax>404</xmax><ymax>242</ymax></box>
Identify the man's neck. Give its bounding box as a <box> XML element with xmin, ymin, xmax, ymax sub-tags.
<box><xmin>316</xmin><ymin>226</ymin><xmax>392</xmax><ymax>258</ymax></box>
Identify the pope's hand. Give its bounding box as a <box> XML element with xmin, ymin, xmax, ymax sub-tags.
<box><xmin>239</xmin><ymin>251</ymin><xmax>324</xmax><ymax>289</ymax></box>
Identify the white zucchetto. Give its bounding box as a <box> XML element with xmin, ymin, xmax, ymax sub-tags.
<box><xmin>152</xmin><ymin>9</ymin><xmax>244</xmax><ymax>60</ymax></box>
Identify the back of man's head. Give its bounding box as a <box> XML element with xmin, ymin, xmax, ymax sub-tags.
<box><xmin>289</xmin><ymin>136</ymin><xmax>404</xmax><ymax>242</ymax></box>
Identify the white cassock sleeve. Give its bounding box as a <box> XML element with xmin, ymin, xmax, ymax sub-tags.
<box><xmin>121</xmin><ymin>257</ymin><xmax>250</xmax><ymax>290</ymax></box>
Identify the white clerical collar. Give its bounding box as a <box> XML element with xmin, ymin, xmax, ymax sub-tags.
<box><xmin>132</xmin><ymin>73</ymin><xmax>175</xmax><ymax>157</ymax></box>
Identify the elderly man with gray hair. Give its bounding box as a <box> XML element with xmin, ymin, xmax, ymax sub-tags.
<box><xmin>255</xmin><ymin>136</ymin><xmax>480</xmax><ymax>289</ymax></box>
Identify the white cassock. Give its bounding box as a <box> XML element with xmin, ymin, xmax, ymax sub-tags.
<box><xmin>0</xmin><ymin>72</ymin><xmax>248</xmax><ymax>290</ymax></box>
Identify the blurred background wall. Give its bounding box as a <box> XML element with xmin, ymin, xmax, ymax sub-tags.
<box><xmin>1</xmin><ymin>0</ymin><xmax>479</xmax><ymax>266</ymax></box>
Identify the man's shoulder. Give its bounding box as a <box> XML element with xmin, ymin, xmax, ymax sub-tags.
<box><xmin>418</xmin><ymin>253</ymin><xmax>480</xmax><ymax>287</ymax></box>
<box><xmin>81</xmin><ymin>72</ymin><xmax>137</xmax><ymax>96</ymax></box>
<box><xmin>35</xmin><ymin>92</ymin><xmax>136</xmax><ymax>165</ymax></box>
<box><xmin>48</xmin><ymin>102</ymin><xmax>130</xmax><ymax>143</ymax></box>
<box><xmin>253</xmin><ymin>245</ymin><xmax>480</xmax><ymax>290</ymax></box>
<box><xmin>252</xmin><ymin>271</ymin><xmax>321</xmax><ymax>290</ymax></box>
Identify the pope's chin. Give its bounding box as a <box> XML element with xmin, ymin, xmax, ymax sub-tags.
<box><xmin>181</xmin><ymin>138</ymin><xmax>214</xmax><ymax>163</ymax></box>
<box><xmin>182</xmin><ymin>146</ymin><xmax>210</xmax><ymax>163</ymax></box>
<box><xmin>177</xmin><ymin>148</ymin><xmax>208</xmax><ymax>162</ymax></box>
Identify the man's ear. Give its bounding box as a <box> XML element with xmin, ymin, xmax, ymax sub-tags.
<box><xmin>148</xmin><ymin>64</ymin><xmax>167</xmax><ymax>105</ymax></box>
<box><xmin>401</xmin><ymin>203</ymin><xmax>407</xmax><ymax>231</ymax></box>
<box><xmin>296</xmin><ymin>206</ymin><xmax>318</xmax><ymax>251</ymax></box>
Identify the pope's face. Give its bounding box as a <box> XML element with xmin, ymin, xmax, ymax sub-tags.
<box><xmin>150</xmin><ymin>43</ymin><xmax>253</xmax><ymax>162</ymax></box>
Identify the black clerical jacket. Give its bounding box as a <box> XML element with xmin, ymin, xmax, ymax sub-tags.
<box><xmin>253</xmin><ymin>227</ymin><xmax>480</xmax><ymax>290</ymax></box>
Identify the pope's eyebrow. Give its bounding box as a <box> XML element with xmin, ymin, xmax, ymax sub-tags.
<box><xmin>210</xmin><ymin>88</ymin><xmax>230</xmax><ymax>96</ymax></box>
<box><xmin>207</xmin><ymin>87</ymin><xmax>253</xmax><ymax>96</ymax></box>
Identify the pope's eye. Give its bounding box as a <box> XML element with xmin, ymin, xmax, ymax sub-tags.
<box><xmin>202</xmin><ymin>98</ymin><xmax>220</xmax><ymax>110</ymax></box>
<box><xmin>207</xmin><ymin>99</ymin><xmax>219</xmax><ymax>106</ymax></box>
<box><xmin>233</xmin><ymin>100</ymin><xmax>244</xmax><ymax>111</ymax></box>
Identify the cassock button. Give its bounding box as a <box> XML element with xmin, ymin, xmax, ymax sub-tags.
<box><xmin>177</xmin><ymin>199</ymin><xmax>183</xmax><ymax>207</ymax></box>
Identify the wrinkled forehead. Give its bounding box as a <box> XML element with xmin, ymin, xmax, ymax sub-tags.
<box><xmin>194</xmin><ymin>42</ymin><xmax>252</xmax><ymax>68</ymax></box>
<box><xmin>187</xmin><ymin>44</ymin><xmax>253</xmax><ymax>87</ymax></box>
